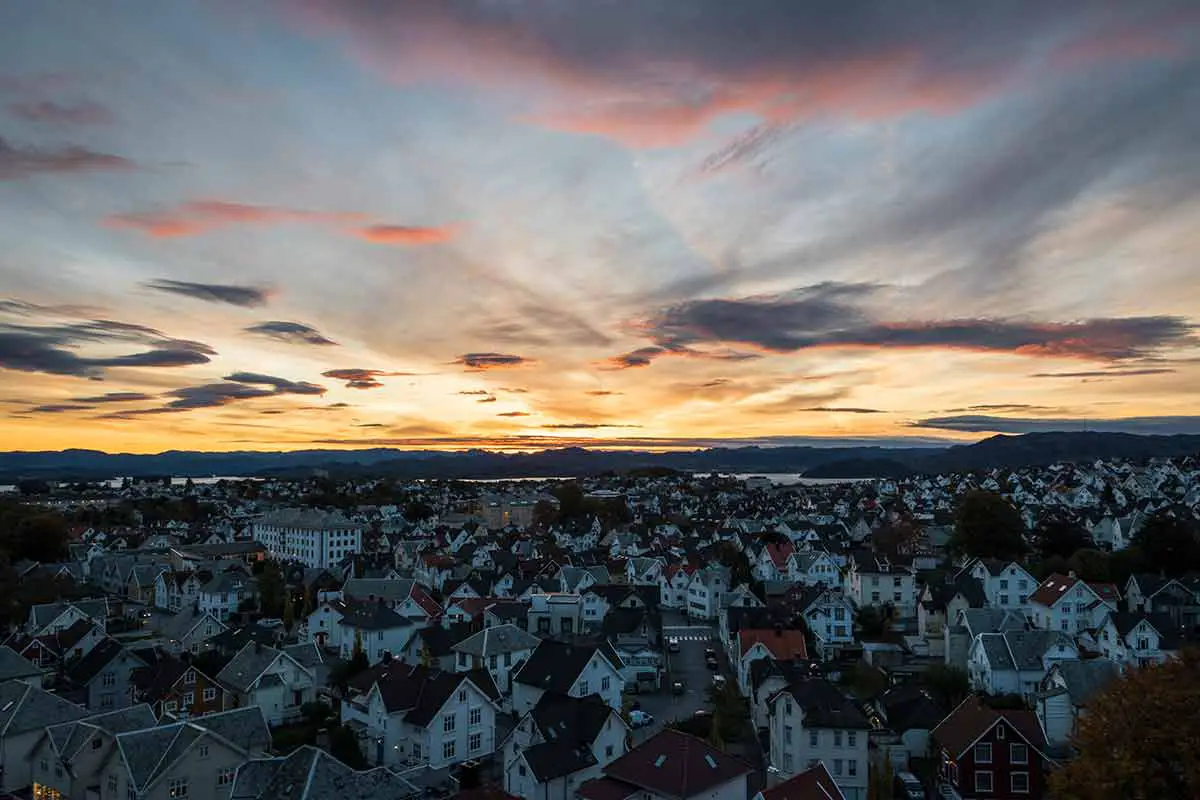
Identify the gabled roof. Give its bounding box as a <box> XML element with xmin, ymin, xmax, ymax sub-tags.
<box><xmin>0</xmin><ymin>644</ymin><xmax>45</xmax><ymax>682</ymax></box>
<box><xmin>66</xmin><ymin>637</ymin><xmax>142</xmax><ymax>686</ymax></box>
<box><xmin>216</xmin><ymin>643</ymin><xmax>300</xmax><ymax>694</ymax></box>
<box><xmin>232</xmin><ymin>745</ymin><xmax>418</xmax><ymax>800</ymax></box>
<box><xmin>514</xmin><ymin>640</ymin><xmax>617</xmax><ymax>694</ymax></box>
<box><xmin>932</xmin><ymin>695</ymin><xmax>1048</xmax><ymax>759</ymax></box>
<box><xmin>452</xmin><ymin>623</ymin><xmax>540</xmax><ymax>657</ymax></box>
<box><xmin>1044</xmin><ymin>659</ymin><xmax>1120</xmax><ymax>708</ymax></box>
<box><xmin>739</xmin><ymin>628</ymin><xmax>808</xmax><ymax>662</ymax></box>
<box><xmin>601</xmin><ymin>728</ymin><xmax>752</xmax><ymax>799</ymax></box>
<box><xmin>773</xmin><ymin>678</ymin><xmax>870</xmax><ymax>729</ymax></box>
<box><xmin>358</xmin><ymin>663</ymin><xmax>499</xmax><ymax>726</ymax></box>
<box><xmin>1029</xmin><ymin>573</ymin><xmax>1086</xmax><ymax>607</ymax></box>
<box><xmin>46</xmin><ymin>704</ymin><xmax>158</xmax><ymax>762</ymax></box>
<box><xmin>531</xmin><ymin>691</ymin><xmax>617</xmax><ymax>751</ymax></box>
<box><xmin>336</xmin><ymin>598</ymin><xmax>413</xmax><ymax>631</ymax></box>
<box><xmin>756</xmin><ymin>761</ymin><xmax>846</xmax><ymax>800</ymax></box>
<box><xmin>0</xmin><ymin>681</ymin><xmax>87</xmax><ymax>737</ymax></box>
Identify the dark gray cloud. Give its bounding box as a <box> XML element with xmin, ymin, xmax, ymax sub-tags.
<box><xmin>498</xmin><ymin>411</ymin><xmax>531</xmax><ymax>417</ymax></box>
<box><xmin>802</xmin><ymin>407</ymin><xmax>885</xmax><ymax>414</ymax></box>
<box><xmin>453</xmin><ymin>352</ymin><xmax>534</xmax><ymax>370</ymax></box>
<box><xmin>587</xmin><ymin>390</ymin><xmax>622</xmax><ymax>396</ymax></box>
<box><xmin>224</xmin><ymin>372</ymin><xmax>326</xmax><ymax>395</ymax></box>
<box><xmin>542</xmin><ymin>422</ymin><xmax>641</xmax><ymax>429</ymax></box>
<box><xmin>244</xmin><ymin>320</ymin><xmax>338</xmax><ymax>346</ymax></box>
<box><xmin>29</xmin><ymin>403</ymin><xmax>96</xmax><ymax>413</ymax></box>
<box><xmin>457</xmin><ymin>390</ymin><xmax>492</xmax><ymax>396</ymax></box>
<box><xmin>0</xmin><ymin>135</ymin><xmax>132</xmax><ymax>180</ymax></box>
<box><xmin>611</xmin><ymin>283</ymin><xmax>1195</xmax><ymax>367</ymax></box>
<box><xmin>9</xmin><ymin>100</ymin><xmax>113</xmax><ymax>125</ymax></box>
<box><xmin>1030</xmin><ymin>368</ymin><xmax>1177</xmax><ymax>378</ymax></box>
<box><xmin>321</xmin><ymin>368</ymin><xmax>412</xmax><ymax>389</ymax></box>
<box><xmin>74</xmin><ymin>392</ymin><xmax>155</xmax><ymax>403</ymax></box>
<box><xmin>477</xmin><ymin>395</ymin><xmax>497</xmax><ymax>403</ymax></box>
<box><xmin>913</xmin><ymin>414</ymin><xmax>1200</xmax><ymax>435</ymax></box>
<box><xmin>143</xmin><ymin>279</ymin><xmax>269</xmax><ymax>308</ymax></box>
<box><xmin>0</xmin><ymin>318</ymin><xmax>216</xmax><ymax>377</ymax></box>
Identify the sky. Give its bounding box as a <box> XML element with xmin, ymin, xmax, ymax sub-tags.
<box><xmin>1</xmin><ymin>0</ymin><xmax>1199</xmax><ymax>454</ymax></box>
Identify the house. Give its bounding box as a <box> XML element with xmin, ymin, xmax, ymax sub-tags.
<box><xmin>527</xmin><ymin>593</ymin><xmax>584</xmax><ymax>637</ymax></box>
<box><xmin>63</xmin><ymin>637</ymin><xmax>146</xmax><ymax>711</ymax></box>
<box><xmin>737</xmin><ymin>628</ymin><xmax>809</xmax><ymax>695</ymax></box>
<box><xmin>24</xmin><ymin>599</ymin><xmax>110</xmax><ymax>637</ymax></box>
<box><xmin>452</xmin><ymin>623</ymin><xmax>540</xmax><ymax>697</ymax></box>
<box><xmin>966</xmin><ymin>629</ymin><xmax>1079</xmax><ymax>701</ymax></box>
<box><xmin>0</xmin><ymin>682</ymin><xmax>89</xmax><ymax>793</ymax></box>
<box><xmin>932</xmin><ymin>695</ymin><xmax>1052</xmax><ymax>799</ymax></box>
<box><xmin>753</xmin><ymin>761</ymin><xmax>846</xmax><ymax>800</ymax></box>
<box><xmin>198</xmin><ymin>570</ymin><xmax>257</xmax><ymax>621</ymax></box>
<box><xmin>130</xmin><ymin>650</ymin><xmax>228</xmax><ymax>719</ymax></box>
<box><xmin>158</xmin><ymin>607</ymin><xmax>228</xmax><ymax>655</ymax></box>
<box><xmin>18</xmin><ymin>618</ymin><xmax>106</xmax><ymax>669</ymax></box>
<box><xmin>232</xmin><ymin>745</ymin><xmax>417</xmax><ymax>800</ymax></box>
<box><xmin>963</xmin><ymin>559</ymin><xmax>1038</xmax><ymax>615</ymax></box>
<box><xmin>28</xmin><ymin>705</ymin><xmax>160</xmax><ymax>800</ymax></box>
<box><xmin>686</xmin><ymin>566</ymin><xmax>730</xmax><ymax>621</ymax></box>
<box><xmin>502</xmin><ymin>692</ymin><xmax>629</xmax><ymax>800</ymax></box>
<box><xmin>943</xmin><ymin>609</ymin><xmax>1027</xmax><ymax>671</ymax></box>
<box><xmin>754</xmin><ymin>540</ymin><xmax>795</xmax><ymax>582</ymax></box>
<box><xmin>845</xmin><ymin>552</ymin><xmax>917</xmax><ymax>620</ymax></box>
<box><xmin>659</xmin><ymin>564</ymin><xmax>695</xmax><ymax>610</ymax></box>
<box><xmin>1095</xmin><ymin>612</ymin><xmax>1183</xmax><ymax>668</ymax></box>
<box><xmin>918</xmin><ymin>573</ymin><xmax>987</xmax><ymax>650</ymax></box>
<box><xmin>1029</xmin><ymin>573</ymin><xmax>1120</xmax><ymax>634</ymax></box>
<box><xmin>1035</xmin><ymin>659</ymin><xmax>1120</xmax><ymax>749</ymax></box>
<box><xmin>340</xmin><ymin>662</ymin><xmax>500</xmax><ymax>769</ymax></box>
<box><xmin>216</xmin><ymin>642</ymin><xmax>316</xmax><ymax>726</ymax></box>
<box><xmin>577</xmin><ymin>728</ymin><xmax>753</xmax><ymax>800</ymax></box>
<box><xmin>788</xmin><ymin>551</ymin><xmax>842</xmax><ymax>587</ymax></box>
<box><xmin>1122</xmin><ymin>573</ymin><xmax>1200</xmax><ymax>629</ymax></box>
<box><xmin>512</xmin><ymin>640</ymin><xmax>624</xmax><ymax>715</ymax></box>
<box><xmin>866</xmin><ymin>684</ymin><xmax>946</xmax><ymax>770</ymax></box>
<box><xmin>0</xmin><ymin>645</ymin><xmax>49</xmax><ymax>687</ymax></box>
<box><xmin>337</xmin><ymin>599</ymin><xmax>415</xmax><ymax>663</ymax></box>
<box><xmin>792</xmin><ymin>586</ymin><xmax>856</xmax><ymax>661</ymax></box>
<box><xmin>766</xmin><ymin>678</ymin><xmax>871</xmax><ymax>800</ymax></box>
<box><xmin>400</xmin><ymin>622</ymin><xmax>477</xmax><ymax>672</ymax></box>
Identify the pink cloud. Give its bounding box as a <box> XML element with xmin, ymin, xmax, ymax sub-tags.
<box><xmin>355</xmin><ymin>224</ymin><xmax>458</xmax><ymax>245</ymax></box>
<box><xmin>9</xmin><ymin>100</ymin><xmax>113</xmax><ymax>125</ymax></box>
<box><xmin>105</xmin><ymin>200</ymin><xmax>365</xmax><ymax>238</ymax></box>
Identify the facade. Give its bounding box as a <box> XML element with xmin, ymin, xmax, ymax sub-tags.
<box><xmin>933</xmin><ymin>696</ymin><xmax>1051</xmax><ymax>800</ymax></box>
<box><xmin>215</xmin><ymin>643</ymin><xmax>316</xmax><ymax>726</ymax></box>
<box><xmin>512</xmin><ymin>640</ymin><xmax>624</xmax><ymax>716</ymax></box>
<box><xmin>1029</xmin><ymin>574</ymin><xmax>1120</xmax><ymax>634</ymax></box>
<box><xmin>1035</xmin><ymin>659</ymin><xmax>1120</xmax><ymax>749</ymax></box>
<box><xmin>767</xmin><ymin>679</ymin><xmax>871</xmax><ymax>800</ymax></box>
<box><xmin>132</xmin><ymin>654</ymin><xmax>229</xmax><ymax>719</ymax></box>
<box><xmin>452</xmin><ymin>623</ymin><xmax>540</xmax><ymax>696</ymax></box>
<box><xmin>845</xmin><ymin>553</ymin><xmax>918</xmax><ymax>619</ymax></box>
<box><xmin>686</xmin><ymin>566</ymin><xmax>730</xmax><ymax>620</ymax></box>
<box><xmin>252</xmin><ymin>508</ymin><xmax>363</xmax><ymax>569</ymax></box>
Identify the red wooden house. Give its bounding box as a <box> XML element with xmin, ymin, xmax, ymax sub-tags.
<box><xmin>932</xmin><ymin>695</ymin><xmax>1054</xmax><ymax>799</ymax></box>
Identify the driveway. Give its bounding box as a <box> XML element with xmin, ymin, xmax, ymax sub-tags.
<box><xmin>628</xmin><ymin>610</ymin><xmax>726</xmax><ymax>744</ymax></box>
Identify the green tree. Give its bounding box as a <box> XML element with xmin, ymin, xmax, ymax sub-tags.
<box><xmin>1034</xmin><ymin>514</ymin><xmax>1092</xmax><ymax>560</ymax></box>
<box><xmin>921</xmin><ymin>664</ymin><xmax>970</xmax><ymax>710</ymax></box>
<box><xmin>1132</xmin><ymin>512</ymin><xmax>1200</xmax><ymax>577</ymax></box>
<box><xmin>1051</xmin><ymin>649</ymin><xmax>1200</xmax><ymax>799</ymax></box>
<box><xmin>13</xmin><ymin>512</ymin><xmax>70</xmax><ymax>563</ymax></box>
<box><xmin>949</xmin><ymin>491</ymin><xmax>1026</xmax><ymax>560</ymax></box>
<box><xmin>283</xmin><ymin>593</ymin><xmax>296</xmax><ymax>631</ymax></box>
<box><xmin>1068</xmin><ymin>548</ymin><xmax>1113</xmax><ymax>582</ymax></box>
<box><xmin>869</xmin><ymin>758</ymin><xmax>896</xmax><ymax>800</ymax></box>
<box><xmin>256</xmin><ymin>561</ymin><xmax>287</xmax><ymax>617</ymax></box>
<box><xmin>856</xmin><ymin>604</ymin><xmax>896</xmax><ymax>638</ymax></box>
<box><xmin>329</xmin><ymin>724</ymin><xmax>367</xmax><ymax>769</ymax></box>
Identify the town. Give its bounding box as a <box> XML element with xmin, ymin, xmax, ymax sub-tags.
<box><xmin>0</xmin><ymin>456</ymin><xmax>1198</xmax><ymax>800</ymax></box>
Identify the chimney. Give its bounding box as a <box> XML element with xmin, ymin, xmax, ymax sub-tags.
<box><xmin>1068</xmin><ymin>570</ymin><xmax>1077</xmax><ymax>580</ymax></box>
<box><xmin>458</xmin><ymin>760</ymin><xmax>482</xmax><ymax>790</ymax></box>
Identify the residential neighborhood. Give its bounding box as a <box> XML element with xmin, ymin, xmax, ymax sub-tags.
<box><xmin>1</xmin><ymin>455</ymin><xmax>1199</xmax><ymax>799</ymax></box>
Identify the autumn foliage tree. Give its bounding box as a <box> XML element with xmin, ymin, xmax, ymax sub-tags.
<box><xmin>949</xmin><ymin>491</ymin><xmax>1027</xmax><ymax>561</ymax></box>
<box><xmin>1051</xmin><ymin>648</ymin><xmax>1200</xmax><ymax>799</ymax></box>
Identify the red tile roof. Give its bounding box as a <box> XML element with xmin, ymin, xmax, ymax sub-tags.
<box><xmin>602</xmin><ymin>728</ymin><xmax>752</xmax><ymax>799</ymax></box>
<box><xmin>739</xmin><ymin>628</ymin><xmax>808</xmax><ymax>661</ymax></box>
<box><xmin>1028</xmin><ymin>573</ymin><xmax>1078</xmax><ymax>608</ymax></box>
<box><xmin>767</xmin><ymin>541</ymin><xmax>795</xmax><ymax>570</ymax></box>
<box><xmin>576</xmin><ymin>777</ymin><xmax>640</xmax><ymax>800</ymax></box>
<box><xmin>408</xmin><ymin>585</ymin><xmax>443</xmax><ymax>617</ymax></box>
<box><xmin>757</xmin><ymin>762</ymin><xmax>846</xmax><ymax>800</ymax></box>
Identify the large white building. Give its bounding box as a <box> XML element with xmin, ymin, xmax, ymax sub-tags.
<box><xmin>251</xmin><ymin>508</ymin><xmax>362</xmax><ymax>568</ymax></box>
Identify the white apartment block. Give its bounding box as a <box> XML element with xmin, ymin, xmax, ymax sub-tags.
<box><xmin>252</xmin><ymin>508</ymin><xmax>362</xmax><ymax>568</ymax></box>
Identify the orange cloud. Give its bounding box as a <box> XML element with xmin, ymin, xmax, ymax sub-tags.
<box><xmin>355</xmin><ymin>224</ymin><xmax>458</xmax><ymax>245</ymax></box>
<box><xmin>106</xmin><ymin>200</ymin><xmax>364</xmax><ymax>238</ymax></box>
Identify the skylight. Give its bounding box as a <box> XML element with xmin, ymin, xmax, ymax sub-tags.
<box><xmin>704</xmin><ymin>755</ymin><xmax>718</xmax><ymax>768</ymax></box>
<box><xmin>654</xmin><ymin>755</ymin><xmax>667</xmax><ymax>768</ymax></box>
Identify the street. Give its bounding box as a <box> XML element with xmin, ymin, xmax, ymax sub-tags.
<box><xmin>628</xmin><ymin>610</ymin><xmax>724</xmax><ymax>744</ymax></box>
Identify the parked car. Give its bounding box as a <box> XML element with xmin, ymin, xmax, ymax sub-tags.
<box><xmin>705</xmin><ymin>655</ymin><xmax>719</xmax><ymax>671</ymax></box>
<box><xmin>667</xmin><ymin>637</ymin><xmax>681</xmax><ymax>653</ymax></box>
<box><xmin>672</xmin><ymin>680</ymin><xmax>685</xmax><ymax>695</ymax></box>
<box><xmin>894</xmin><ymin>771</ymin><xmax>926</xmax><ymax>800</ymax></box>
<box><xmin>629</xmin><ymin>710</ymin><xmax>655</xmax><ymax>729</ymax></box>
<box><xmin>704</xmin><ymin>647</ymin><xmax>717</xmax><ymax>659</ymax></box>
<box><xmin>712</xmin><ymin>674</ymin><xmax>727</xmax><ymax>689</ymax></box>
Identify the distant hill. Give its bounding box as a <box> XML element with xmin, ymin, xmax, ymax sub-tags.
<box><xmin>0</xmin><ymin>432</ymin><xmax>1196</xmax><ymax>482</ymax></box>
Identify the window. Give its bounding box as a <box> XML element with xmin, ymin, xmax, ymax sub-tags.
<box><xmin>1011</xmin><ymin>772</ymin><xmax>1030</xmax><ymax>793</ymax></box>
<box><xmin>579</xmin><ymin>680</ymin><xmax>589</xmax><ymax>695</ymax></box>
<box><xmin>833</xmin><ymin>759</ymin><xmax>843</xmax><ymax>776</ymax></box>
<box><xmin>412</xmin><ymin>743</ymin><xmax>421</xmax><ymax>759</ymax></box>
<box><xmin>458</xmin><ymin>653</ymin><xmax>468</xmax><ymax>668</ymax></box>
<box><xmin>217</xmin><ymin>768</ymin><xmax>235</xmax><ymax>786</ymax></box>
<box><xmin>443</xmin><ymin>713</ymin><xmax>456</xmax><ymax>732</ymax></box>
<box><xmin>108</xmin><ymin>775</ymin><xmax>118</xmax><ymax>794</ymax></box>
<box><xmin>975</xmin><ymin>742</ymin><xmax>992</xmax><ymax>764</ymax></box>
<box><xmin>848</xmin><ymin>759</ymin><xmax>857</xmax><ymax>776</ymax></box>
<box><xmin>783</xmin><ymin>753</ymin><xmax>793</xmax><ymax>772</ymax></box>
<box><xmin>601</xmin><ymin>676</ymin><xmax>611</xmax><ymax>692</ymax></box>
<box><xmin>103</xmin><ymin>672</ymin><xmax>116</xmax><ymax>687</ymax></box>
<box><xmin>834</xmin><ymin>730</ymin><xmax>842</xmax><ymax>746</ymax></box>
<box><xmin>975</xmin><ymin>771</ymin><xmax>993</xmax><ymax>793</ymax></box>
<box><xmin>167</xmin><ymin>778</ymin><xmax>188</xmax><ymax>798</ymax></box>
<box><xmin>470</xmin><ymin>707</ymin><xmax>482</xmax><ymax>726</ymax></box>
<box><xmin>489</xmin><ymin>654</ymin><xmax>498</xmax><ymax>669</ymax></box>
<box><xmin>1000</xmin><ymin>579</ymin><xmax>1009</xmax><ymax>589</ymax></box>
<box><xmin>165</xmin><ymin>701</ymin><xmax>178</xmax><ymax>712</ymax></box>
<box><xmin>893</xmin><ymin>576</ymin><xmax>902</xmax><ymax>587</ymax></box>
<box><xmin>1061</xmin><ymin>619</ymin><xmax>1070</xmax><ymax>631</ymax></box>
<box><xmin>871</xmin><ymin>576</ymin><xmax>879</xmax><ymax>586</ymax></box>
<box><xmin>893</xmin><ymin>592</ymin><xmax>901</xmax><ymax>602</ymax></box>
<box><xmin>847</xmin><ymin>731</ymin><xmax>857</xmax><ymax>747</ymax></box>
<box><xmin>518</xmin><ymin>764</ymin><xmax>526</xmax><ymax>777</ymax></box>
<box><xmin>1011</xmin><ymin>743</ymin><xmax>1028</xmax><ymax>764</ymax></box>
<box><xmin>1137</xmin><ymin>637</ymin><xmax>1150</xmax><ymax>650</ymax></box>
<box><xmin>458</xmin><ymin>690</ymin><xmax>467</xmax><ymax>704</ymax></box>
<box><xmin>183</xmin><ymin>692</ymin><xmax>194</xmax><ymax>707</ymax></box>
<box><xmin>785</xmin><ymin>700</ymin><xmax>793</xmax><ymax>716</ymax></box>
<box><xmin>1062</xmin><ymin>603</ymin><xmax>1072</xmax><ymax>614</ymax></box>
<box><xmin>203</xmin><ymin>687</ymin><xmax>217</xmax><ymax>702</ymax></box>
<box><xmin>183</xmin><ymin>670</ymin><xmax>195</xmax><ymax>685</ymax></box>
<box><xmin>809</xmin><ymin>731</ymin><xmax>819</xmax><ymax>747</ymax></box>
<box><xmin>377</xmin><ymin>631</ymin><xmax>384</xmax><ymax>641</ymax></box>
<box><xmin>1000</xmin><ymin>595</ymin><xmax>1009</xmax><ymax>605</ymax></box>
<box><xmin>996</xmin><ymin>725</ymin><xmax>1005</xmax><ymax>740</ymax></box>
<box><xmin>871</xmin><ymin>592</ymin><xmax>881</xmax><ymax>604</ymax></box>
<box><xmin>504</xmin><ymin>652</ymin><xmax>512</xmax><ymax>666</ymax></box>
<box><xmin>127</xmin><ymin>784</ymin><xmax>138</xmax><ymax>800</ymax></box>
<box><xmin>443</xmin><ymin>741</ymin><xmax>456</xmax><ymax>760</ymax></box>
<box><xmin>784</xmin><ymin>725</ymin><xmax>793</xmax><ymax>744</ymax></box>
<box><xmin>469</xmin><ymin>732</ymin><xmax>482</xmax><ymax>752</ymax></box>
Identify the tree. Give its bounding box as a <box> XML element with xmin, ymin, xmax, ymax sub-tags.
<box><xmin>921</xmin><ymin>664</ymin><xmax>970</xmax><ymax>710</ymax></box>
<box><xmin>869</xmin><ymin>757</ymin><xmax>896</xmax><ymax>800</ymax></box>
<box><xmin>856</xmin><ymin>604</ymin><xmax>896</xmax><ymax>638</ymax></box>
<box><xmin>872</xmin><ymin>514</ymin><xmax>922</xmax><ymax>558</ymax></box>
<box><xmin>1067</xmin><ymin>548</ymin><xmax>1112</xmax><ymax>582</ymax></box>
<box><xmin>1131</xmin><ymin>512</ymin><xmax>1200</xmax><ymax>577</ymax></box>
<box><xmin>256</xmin><ymin>561</ymin><xmax>286</xmax><ymax>617</ymax></box>
<box><xmin>329</xmin><ymin>724</ymin><xmax>367</xmax><ymax>769</ymax></box>
<box><xmin>949</xmin><ymin>491</ymin><xmax>1026</xmax><ymax>561</ymax></box>
<box><xmin>283</xmin><ymin>593</ymin><xmax>295</xmax><ymax>631</ymax></box>
<box><xmin>1051</xmin><ymin>649</ymin><xmax>1200</xmax><ymax>799</ymax></box>
<box><xmin>1033</xmin><ymin>514</ymin><xmax>1092</xmax><ymax>560</ymax></box>
<box><xmin>13</xmin><ymin>512</ymin><xmax>70</xmax><ymax>563</ymax></box>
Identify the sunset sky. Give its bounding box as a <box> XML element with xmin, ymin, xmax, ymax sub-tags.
<box><xmin>1</xmin><ymin>1</ymin><xmax>1199</xmax><ymax>453</ymax></box>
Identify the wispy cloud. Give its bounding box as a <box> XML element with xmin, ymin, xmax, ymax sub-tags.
<box><xmin>9</xmin><ymin>100</ymin><xmax>113</xmax><ymax>125</ymax></box>
<box><xmin>913</xmin><ymin>414</ymin><xmax>1200</xmax><ymax>435</ymax></box>
<box><xmin>143</xmin><ymin>279</ymin><xmax>270</xmax><ymax>308</ymax></box>
<box><xmin>0</xmin><ymin>317</ymin><xmax>215</xmax><ymax>378</ymax></box>
<box><xmin>0</xmin><ymin>135</ymin><xmax>132</xmax><ymax>180</ymax></box>
<box><xmin>107</xmin><ymin>200</ymin><xmax>363</xmax><ymax>238</ymax></box>
<box><xmin>245</xmin><ymin>320</ymin><xmax>338</xmax><ymax>346</ymax></box>
<box><xmin>453</xmin><ymin>352</ymin><xmax>534</xmax><ymax>370</ymax></box>
<box><xmin>321</xmin><ymin>368</ymin><xmax>412</xmax><ymax>389</ymax></box>
<box><xmin>354</xmin><ymin>224</ymin><xmax>457</xmax><ymax>245</ymax></box>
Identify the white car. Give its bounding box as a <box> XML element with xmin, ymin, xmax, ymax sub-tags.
<box><xmin>629</xmin><ymin>710</ymin><xmax>655</xmax><ymax>729</ymax></box>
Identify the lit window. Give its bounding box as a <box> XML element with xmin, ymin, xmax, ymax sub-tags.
<box><xmin>168</xmin><ymin>778</ymin><xmax>188</xmax><ymax>798</ymax></box>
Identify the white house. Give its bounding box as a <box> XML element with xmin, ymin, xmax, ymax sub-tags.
<box><xmin>512</xmin><ymin>640</ymin><xmax>624</xmax><ymax>716</ymax></box>
<box><xmin>340</xmin><ymin>663</ymin><xmax>500</xmax><ymax>769</ymax></box>
<box><xmin>452</xmin><ymin>623</ymin><xmax>540</xmax><ymax>697</ymax></box>
<box><xmin>767</xmin><ymin>678</ymin><xmax>871</xmax><ymax>800</ymax></box>
<box><xmin>1036</xmin><ymin>659</ymin><xmax>1121</xmax><ymax>748</ymax></box>
<box><xmin>788</xmin><ymin>551</ymin><xmax>842</xmax><ymax>587</ymax></box>
<box><xmin>963</xmin><ymin>559</ymin><xmax>1039</xmax><ymax>616</ymax></box>
<box><xmin>252</xmin><ymin>508</ymin><xmax>363</xmax><ymax>569</ymax></box>
<box><xmin>966</xmin><ymin>629</ymin><xmax>1079</xmax><ymax>701</ymax></box>
<box><xmin>1095</xmin><ymin>612</ymin><xmax>1181</xmax><ymax>668</ymax></box>
<box><xmin>1029</xmin><ymin>573</ymin><xmax>1120</xmax><ymax>634</ymax></box>
<box><xmin>686</xmin><ymin>566</ymin><xmax>731</xmax><ymax>621</ymax></box>
<box><xmin>215</xmin><ymin>643</ymin><xmax>316</xmax><ymax>726</ymax></box>
<box><xmin>845</xmin><ymin>552</ymin><xmax>917</xmax><ymax>620</ymax></box>
<box><xmin>659</xmin><ymin>564</ymin><xmax>696</xmax><ymax>610</ymax></box>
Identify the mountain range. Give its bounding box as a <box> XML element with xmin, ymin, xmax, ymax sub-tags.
<box><xmin>1</xmin><ymin>432</ymin><xmax>1197</xmax><ymax>482</ymax></box>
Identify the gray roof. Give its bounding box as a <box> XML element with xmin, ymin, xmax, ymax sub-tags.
<box><xmin>957</xmin><ymin>608</ymin><xmax>1026</xmax><ymax>639</ymax></box>
<box><xmin>0</xmin><ymin>645</ymin><xmax>45</xmax><ymax>681</ymax></box>
<box><xmin>978</xmin><ymin>630</ymin><xmax>1071</xmax><ymax>672</ymax></box>
<box><xmin>160</xmin><ymin>606</ymin><xmax>226</xmax><ymax>642</ymax></box>
<box><xmin>46</xmin><ymin>705</ymin><xmax>158</xmax><ymax>761</ymax></box>
<box><xmin>117</xmin><ymin>707</ymin><xmax>270</xmax><ymax>793</ymax></box>
<box><xmin>231</xmin><ymin>745</ymin><xmax>418</xmax><ymax>800</ymax></box>
<box><xmin>284</xmin><ymin>642</ymin><xmax>327</xmax><ymax>671</ymax></box>
<box><xmin>0</xmin><ymin>682</ymin><xmax>88</xmax><ymax>737</ymax></box>
<box><xmin>1051</xmin><ymin>659</ymin><xmax>1121</xmax><ymax>707</ymax></box>
<box><xmin>216</xmin><ymin>643</ymin><xmax>294</xmax><ymax>694</ymax></box>
<box><xmin>452</xmin><ymin>623</ymin><xmax>541</xmax><ymax>657</ymax></box>
<box><xmin>257</xmin><ymin>508</ymin><xmax>360</xmax><ymax>530</ymax></box>
<box><xmin>341</xmin><ymin>578</ymin><xmax>414</xmax><ymax>603</ymax></box>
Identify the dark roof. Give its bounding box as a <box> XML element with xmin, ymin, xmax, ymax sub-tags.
<box><xmin>514</xmin><ymin>640</ymin><xmax>611</xmax><ymax>693</ymax></box>
<box><xmin>922</xmin><ymin>573</ymin><xmax>986</xmax><ymax>612</ymax></box>
<box><xmin>602</xmin><ymin>728</ymin><xmax>752</xmax><ymax>799</ymax></box>
<box><xmin>601</xmin><ymin>607</ymin><xmax>646</xmax><ymax>637</ymax></box>
<box><xmin>531</xmin><ymin>691</ymin><xmax>615</xmax><ymax>750</ymax></box>
<box><xmin>337</xmin><ymin>598</ymin><xmax>413</xmax><ymax>631</ymax></box>
<box><xmin>875</xmin><ymin>684</ymin><xmax>947</xmax><ymax>732</ymax></box>
<box><xmin>130</xmin><ymin>653</ymin><xmax>216</xmax><ymax>702</ymax></box>
<box><xmin>356</xmin><ymin>663</ymin><xmax>499</xmax><ymax>727</ymax></box>
<box><xmin>757</xmin><ymin>761</ymin><xmax>846</xmax><ymax>800</ymax></box>
<box><xmin>414</xmin><ymin>621</ymin><xmax>478</xmax><ymax>657</ymax></box>
<box><xmin>932</xmin><ymin>695</ymin><xmax>1048</xmax><ymax>758</ymax></box>
<box><xmin>484</xmin><ymin>601</ymin><xmax>527</xmax><ymax>624</ymax></box>
<box><xmin>523</xmin><ymin>739</ymin><xmax>598</xmax><ymax>782</ymax></box>
<box><xmin>65</xmin><ymin>637</ymin><xmax>136</xmax><ymax>686</ymax></box>
<box><xmin>777</xmin><ymin>679</ymin><xmax>870</xmax><ymax>729</ymax></box>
